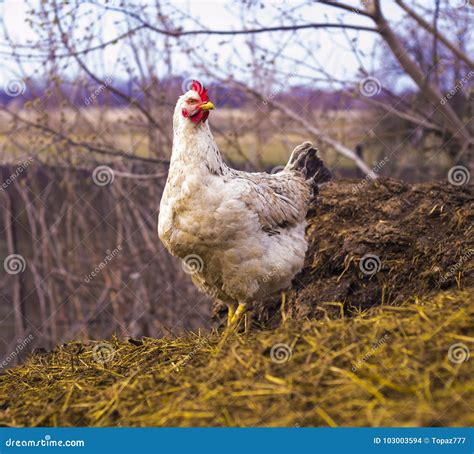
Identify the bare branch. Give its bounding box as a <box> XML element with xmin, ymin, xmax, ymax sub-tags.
<box><xmin>0</xmin><ymin>108</ymin><xmax>170</xmax><ymax>166</ymax></box>
<box><xmin>395</xmin><ymin>0</ymin><xmax>474</xmax><ymax>69</ymax></box>
<box><xmin>317</xmin><ymin>0</ymin><xmax>375</xmax><ymax>18</ymax></box>
<box><xmin>99</xmin><ymin>4</ymin><xmax>378</xmax><ymax>35</ymax></box>
<box><xmin>371</xmin><ymin>0</ymin><xmax>473</xmax><ymax>147</ymax></box>
<box><xmin>235</xmin><ymin>83</ymin><xmax>376</xmax><ymax>178</ymax></box>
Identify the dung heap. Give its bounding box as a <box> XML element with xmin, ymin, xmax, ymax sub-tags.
<box><xmin>214</xmin><ymin>178</ymin><xmax>473</xmax><ymax>328</ymax></box>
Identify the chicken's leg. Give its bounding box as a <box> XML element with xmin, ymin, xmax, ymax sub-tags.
<box><xmin>227</xmin><ymin>303</ymin><xmax>237</xmax><ymax>327</ymax></box>
<box><xmin>280</xmin><ymin>291</ymin><xmax>287</xmax><ymax>324</ymax></box>
<box><xmin>231</xmin><ymin>302</ymin><xmax>247</xmax><ymax>327</ymax></box>
<box><xmin>218</xmin><ymin>302</ymin><xmax>248</xmax><ymax>351</ymax></box>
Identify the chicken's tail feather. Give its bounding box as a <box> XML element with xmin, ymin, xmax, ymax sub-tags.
<box><xmin>286</xmin><ymin>142</ymin><xmax>331</xmax><ymax>194</ymax></box>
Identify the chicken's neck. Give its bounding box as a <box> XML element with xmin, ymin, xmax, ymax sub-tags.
<box><xmin>171</xmin><ymin>119</ymin><xmax>226</xmax><ymax>175</ymax></box>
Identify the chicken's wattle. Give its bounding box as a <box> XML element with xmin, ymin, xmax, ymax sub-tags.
<box><xmin>182</xmin><ymin>108</ymin><xmax>210</xmax><ymax>123</ymax></box>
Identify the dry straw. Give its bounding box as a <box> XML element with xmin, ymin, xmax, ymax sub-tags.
<box><xmin>0</xmin><ymin>288</ymin><xmax>472</xmax><ymax>427</ymax></box>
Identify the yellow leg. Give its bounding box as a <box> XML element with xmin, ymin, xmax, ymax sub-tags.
<box><xmin>280</xmin><ymin>291</ymin><xmax>287</xmax><ymax>324</ymax></box>
<box><xmin>227</xmin><ymin>303</ymin><xmax>236</xmax><ymax>327</ymax></box>
<box><xmin>231</xmin><ymin>302</ymin><xmax>247</xmax><ymax>327</ymax></box>
<box><xmin>217</xmin><ymin>302</ymin><xmax>248</xmax><ymax>352</ymax></box>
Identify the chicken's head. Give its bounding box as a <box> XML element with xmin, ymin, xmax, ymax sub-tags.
<box><xmin>180</xmin><ymin>80</ymin><xmax>214</xmax><ymax>124</ymax></box>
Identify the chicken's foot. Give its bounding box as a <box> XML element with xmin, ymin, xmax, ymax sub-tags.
<box><xmin>217</xmin><ymin>302</ymin><xmax>248</xmax><ymax>352</ymax></box>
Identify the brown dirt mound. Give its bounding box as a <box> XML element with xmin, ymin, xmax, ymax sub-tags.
<box><xmin>214</xmin><ymin>178</ymin><xmax>473</xmax><ymax>328</ymax></box>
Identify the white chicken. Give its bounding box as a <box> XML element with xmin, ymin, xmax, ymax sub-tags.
<box><xmin>158</xmin><ymin>80</ymin><xmax>331</xmax><ymax>328</ymax></box>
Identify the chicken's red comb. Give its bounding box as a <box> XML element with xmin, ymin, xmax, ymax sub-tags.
<box><xmin>191</xmin><ymin>80</ymin><xmax>209</xmax><ymax>102</ymax></box>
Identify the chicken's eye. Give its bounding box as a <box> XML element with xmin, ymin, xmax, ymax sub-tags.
<box><xmin>187</xmin><ymin>99</ymin><xmax>197</xmax><ymax>105</ymax></box>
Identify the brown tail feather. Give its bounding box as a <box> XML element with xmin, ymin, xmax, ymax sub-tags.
<box><xmin>286</xmin><ymin>142</ymin><xmax>331</xmax><ymax>194</ymax></box>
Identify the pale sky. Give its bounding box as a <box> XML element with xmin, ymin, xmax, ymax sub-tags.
<box><xmin>0</xmin><ymin>0</ymin><xmax>470</xmax><ymax>91</ymax></box>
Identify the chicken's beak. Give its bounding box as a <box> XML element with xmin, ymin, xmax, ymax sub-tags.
<box><xmin>200</xmin><ymin>101</ymin><xmax>215</xmax><ymax>111</ymax></box>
